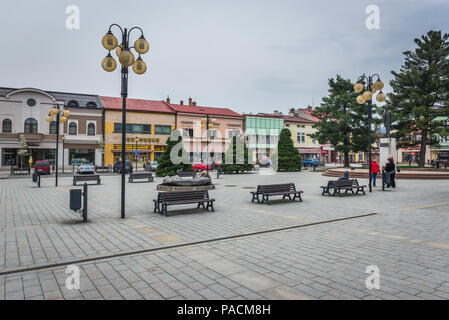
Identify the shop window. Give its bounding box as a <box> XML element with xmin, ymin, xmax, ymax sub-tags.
<box><xmin>69</xmin><ymin>149</ymin><xmax>95</xmax><ymax>165</ymax></box>
<box><xmin>49</xmin><ymin>121</ymin><xmax>57</xmax><ymax>134</ymax></box>
<box><xmin>154</xmin><ymin>125</ymin><xmax>171</xmax><ymax>135</ymax></box>
<box><xmin>2</xmin><ymin>119</ymin><xmax>12</xmax><ymax>133</ymax></box>
<box><xmin>24</xmin><ymin>118</ymin><xmax>38</xmax><ymax>133</ymax></box>
<box><xmin>87</xmin><ymin>123</ymin><xmax>96</xmax><ymax>136</ymax></box>
<box><xmin>69</xmin><ymin>122</ymin><xmax>77</xmax><ymax>135</ymax></box>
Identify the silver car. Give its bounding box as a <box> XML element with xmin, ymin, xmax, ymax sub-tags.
<box><xmin>144</xmin><ymin>161</ymin><xmax>158</xmax><ymax>171</ymax></box>
<box><xmin>77</xmin><ymin>162</ymin><xmax>95</xmax><ymax>174</ymax></box>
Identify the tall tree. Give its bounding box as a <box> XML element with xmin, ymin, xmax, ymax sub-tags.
<box><xmin>388</xmin><ymin>30</ymin><xmax>449</xmax><ymax>167</ymax></box>
<box><xmin>155</xmin><ymin>130</ymin><xmax>193</xmax><ymax>177</ymax></box>
<box><xmin>221</xmin><ymin>131</ymin><xmax>254</xmax><ymax>174</ymax></box>
<box><xmin>310</xmin><ymin>75</ymin><xmax>380</xmax><ymax>167</ymax></box>
<box><xmin>277</xmin><ymin>128</ymin><xmax>302</xmax><ymax>172</ymax></box>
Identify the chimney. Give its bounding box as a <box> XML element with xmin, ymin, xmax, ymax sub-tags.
<box><xmin>273</xmin><ymin>110</ymin><xmax>279</xmax><ymax>115</ymax></box>
<box><xmin>166</xmin><ymin>96</ymin><xmax>170</xmax><ymax>104</ymax></box>
<box><xmin>288</xmin><ymin>108</ymin><xmax>295</xmax><ymax>117</ymax></box>
<box><xmin>180</xmin><ymin>100</ymin><xmax>184</xmax><ymax>105</ymax></box>
<box><xmin>192</xmin><ymin>101</ymin><xmax>197</xmax><ymax>106</ymax></box>
<box><xmin>188</xmin><ymin>97</ymin><xmax>193</xmax><ymax>106</ymax></box>
<box><xmin>308</xmin><ymin>106</ymin><xmax>313</xmax><ymax>112</ymax></box>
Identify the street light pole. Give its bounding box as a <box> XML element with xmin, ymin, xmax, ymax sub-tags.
<box><xmin>354</xmin><ymin>75</ymin><xmax>387</xmax><ymax>193</ymax></box>
<box><xmin>101</xmin><ymin>24</ymin><xmax>149</xmax><ymax>219</ymax></box>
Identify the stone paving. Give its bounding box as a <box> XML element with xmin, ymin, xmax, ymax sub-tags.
<box><xmin>1</xmin><ymin>169</ymin><xmax>449</xmax><ymax>299</ymax></box>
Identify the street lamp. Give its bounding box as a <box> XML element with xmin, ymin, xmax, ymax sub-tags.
<box><xmin>45</xmin><ymin>105</ymin><xmax>70</xmax><ymax>187</ymax></box>
<box><xmin>354</xmin><ymin>75</ymin><xmax>386</xmax><ymax>192</ymax></box>
<box><xmin>201</xmin><ymin>116</ymin><xmax>217</xmax><ymax>174</ymax></box>
<box><xmin>101</xmin><ymin>24</ymin><xmax>149</xmax><ymax>219</ymax></box>
<box><xmin>134</xmin><ymin>136</ymin><xmax>139</xmax><ymax>171</ymax></box>
<box><xmin>62</xmin><ymin>136</ymin><xmax>65</xmax><ymax>174</ymax></box>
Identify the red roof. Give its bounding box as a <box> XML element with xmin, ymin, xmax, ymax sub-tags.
<box><xmin>101</xmin><ymin>96</ymin><xmax>175</xmax><ymax>114</ymax></box>
<box><xmin>282</xmin><ymin>115</ymin><xmax>315</xmax><ymax>123</ymax></box>
<box><xmin>169</xmin><ymin>103</ymin><xmax>242</xmax><ymax>117</ymax></box>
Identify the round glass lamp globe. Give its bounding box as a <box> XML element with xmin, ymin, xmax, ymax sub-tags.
<box><xmin>45</xmin><ymin>116</ymin><xmax>53</xmax><ymax>123</ymax></box>
<box><xmin>119</xmin><ymin>50</ymin><xmax>135</xmax><ymax>67</ymax></box>
<box><xmin>356</xmin><ymin>95</ymin><xmax>366</xmax><ymax>104</ymax></box>
<box><xmin>132</xmin><ymin>58</ymin><xmax>147</xmax><ymax>74</ymax></box>
<box><xmin>134</xmin><ymin>37</ymin><xmax>150</xmax><ymax>54</ymax></box>
<box><xmin>102</xmin><ymin>55</ymin><xmax>117</xmax><ymax>72</ymax></box>
<box><xmin>102</xmin><ymin>32</ymin><xmax>118</xmax><ymax>50</ymax></box>
<box><xmin>354</xmin><ymin>83</ymin><xmax>364</xmax><ymax>93</ymax></box>
<box><xmin>374</xmin><ymin>80</ymin><xmax>384</xmax><ymax>91</ymax></box>
<box><xmin>362</xmin><ymin>91</ymin><xmax>373</xmax><ymax>101</ymax></box>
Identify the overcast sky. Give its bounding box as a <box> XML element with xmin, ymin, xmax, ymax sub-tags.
<box><xmin>0</xmin><ymin>0</ymin><xmax>448</xmax><ymax>114</ymax></box>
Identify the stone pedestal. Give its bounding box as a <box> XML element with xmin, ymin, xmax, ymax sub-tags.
<box><xmin>379</xmin><ymin>137</ymin><xmax>397</xmax><ymax>168</ymax></box>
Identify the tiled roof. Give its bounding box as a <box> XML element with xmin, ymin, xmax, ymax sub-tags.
<box><xmin>243</xmin><ymin>113</ymin><xmax>283</xmax><ymax>119</ymax></box>
<box><xmin>0</xmin><ymin>87</ymin><xmax>103</xmax><ymax>109</ymax></box>
<box><xmin>282</xmin><ymin>115</ymin><xmax>315</xmax><ymax>123</ymax></box>
<box><xmin>101</xmin><ymin>96</ymin><xmax>175</xmax><ymax>114</ymax></box>
<box><xmin>168</xmin><ymin>103</ymin><xmax>242</xmax><ymax>117</ymax></box>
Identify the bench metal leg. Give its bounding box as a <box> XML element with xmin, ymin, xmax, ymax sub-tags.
<box><xmin>206</xmin><ymin>201</ymin><xmax>214</xmax><ymax>211</ymax></box>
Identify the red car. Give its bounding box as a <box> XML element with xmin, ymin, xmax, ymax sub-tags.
<box><xmin>34</xmin><ymin>160</ymin><xmax>51</xmax><ymax>174</ymax></box>
<box><xmin>192</xmin><ymin>162</ymin><xmax>212</xmax><ymax>172</ymax></box>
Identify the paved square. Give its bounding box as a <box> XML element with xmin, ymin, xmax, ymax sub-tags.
<box><xmin>1</xmin><ymin>171</ymin><xmax>449</xmax><ymax>299</ymax></box>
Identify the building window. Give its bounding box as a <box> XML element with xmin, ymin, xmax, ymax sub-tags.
<box><xmin>285</xmin><ymin>124</ymin><xmax>289</xmax><ymax>127</ymax></box>
<box><xmin>27</xmin><ymin>98</ymin><xmax>36</xmax><ymax>107</ymax></box>
<box><xmin>49</xmin><ymin>121</ymin><xmax>57</xmax><ymax>134</ymax></box>
<box><xmin>69</xmin><ymin>122</ymin><xmax>77</xmax><ymax>135</ymax></box>
<box><xmin>207</xmin><ymin>130</ymin><xmax>217</xmax><ymax>139</ymax></box>
<box><xmin>114</xmin><ymin>123</ymin><xmax>151</xmax><ymax>134</ymax></box>
<box><xmin>2</xmin><ymin>119</ymin><xmax>12</xmax><ymax>133</ymax></box>
<box><xmin>86</xmin><ymin>101</ymin><xmax>97</xmax><ymax>108</ymax></box>
<box><xmin>87</xmin><ymin>123</ymin><xmax>96</xmax><ymax>136</ymax></box>
<box><xmin>297</xmin><ymin>132</ymin><xmax>305</xmax><ymax>143</ymax></box>
<box><xmin>67</xmin><ymin>100</ymin><xmax>79</xmax><ymax>107</ymax></box>
<box><xmin>154</xmin><ymin>125</ymin><xmax>171</xmax><ymax>135</ymax></box>
<box><xmin>183</xmin><ymin>128</ymin><xmax>194</xmax><ymax>138</ymax></box>
<box><xmin>24</xmin><ymin>118</ymin><xmax>38</xmax><ymax>133</ymax></box>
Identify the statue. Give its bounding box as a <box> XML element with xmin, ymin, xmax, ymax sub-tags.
<box><xmin>383</xmin><ymin>106</ymin><xmax>393</xmax><ymax>138</ymax></box>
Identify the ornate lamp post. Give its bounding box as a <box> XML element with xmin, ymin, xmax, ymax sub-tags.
<box><xmin>354</xmin><ymin>75</ymin><xmax>386</xmax><ymax>192</ymax></box>
<box><xmin>101</xmin><ymin>24</ymin><xmax>149</xmax><ymax>219</ymax></box>
<box><xmin>201</xmin><ymin>116</ymin><xmax>217</xmax><ymax>174</ymax></box>
<box><xmin>45</xmin><ymin>105</ymin><xmax>70</xmax><ymax>187</ymax></box>
<box><xmin>134</xmin><ymin>136</ymin><xmax>139</xmax><ymax>171</ymax></box>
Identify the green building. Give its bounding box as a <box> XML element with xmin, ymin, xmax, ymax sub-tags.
<box><xmin>244</xmin><ymin>114</ymin><xmax>284</xmax><ymax>162</ymax></box>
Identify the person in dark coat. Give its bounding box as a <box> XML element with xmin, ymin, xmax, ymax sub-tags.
<box><xmin>385</xmin><ymin>156</ymin><xmax>396</xmax><ymax>188</ymax></box>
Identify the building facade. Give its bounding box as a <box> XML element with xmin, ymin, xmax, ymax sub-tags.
<box><xmin>282</xmin><ymin>114</ymin><xmax>320</xmax><ymax>160</ymax></box>
<box><xmin>101</xmin><ymin>97</ymin><xmax>176</xmax><ymax>165</ymax></box>
<box><xmin>0</xmin><ymin>87</ymin><xmax>103</xmax><ymax>168</ymax></box>
<box><xmin>169</xmin><ymin>98</ymin><xmax>244</xmax><ymax>163</ymax></box>
<box><xmin>244</xmin><ymin>114</ymin><xmax>284</xmax><ymax>162</ymax></box>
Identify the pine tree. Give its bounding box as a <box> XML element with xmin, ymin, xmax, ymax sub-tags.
<box><xmin>277</xmin><ymin>128</ymin><xmax>302</xmax><ymax>172</ymax></box>
<box><xmin>221</xmin><ymin>131</ymin><xmax>254</xmax><ymax>174</ymax></box>
<box><xmin>155</xmin><ymin>130</ymin><xmax>193</xmax><ymax>177</ymax></box>
<box><xmin>310</xmin><ymin>75</ymin><xmax>381</xmax><ymax>167</ymax></box>
<box><xmin>388</xmin><ymin>30</ymin><xmax>449</xmax><ymax>167</ymax></box>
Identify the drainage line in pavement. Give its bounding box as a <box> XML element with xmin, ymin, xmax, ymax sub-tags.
<box><xmin>0</xmin><ymin>212</ymin><xmax>378</xmax><ymax>276</ymax></box>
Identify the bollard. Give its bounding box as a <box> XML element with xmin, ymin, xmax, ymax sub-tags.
<box><xmin>82</xmin><ymin>183</ymin><xmax>88</xmax><ymax>222</ymax></box>
<box><xmin>382</xmin><ymin>170</ymin><xmax>386</xmax><ymax>191</ymax></box>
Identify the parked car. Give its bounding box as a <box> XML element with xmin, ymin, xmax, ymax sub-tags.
<box><xmin>258</xmin><ymin>156</ymin><xmax>271</xmax><ymax>168</ymax></box>
<box><xmin>144</xmin><ymin>161</ymin><xmax>158</xmax><ymax>171</ymax></box>
<box><xmin>192</xmin><ymin>162</ymin><xmax>212</xmax><ymax>172</ymax></box>
<box><xmin>303</xmin><ymin>158</ymin><xmax>320</xmax><ymax>167</ymax></box>
<box><xmin>113</xmin><ymin>160</ymin><xmax>133</xmax><ymax>173</ymax></box>
<box><xmin>77</xmin><ymin>162</ymin><xmax>95</xmax><ymax>174</ymax></box>
<box><xmin>34</xmin><ymin>160</ymin><xmax>51</xmax><ymax>175</ymax></box>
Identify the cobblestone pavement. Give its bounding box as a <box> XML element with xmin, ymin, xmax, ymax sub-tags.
<box><xmin>1</xmin><ymin>170</ymin><xmax>449</xmax><ymax>299</ymax></box>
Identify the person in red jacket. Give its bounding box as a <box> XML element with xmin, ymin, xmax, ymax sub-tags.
<box><xmin>371</xmin><ymin>159</ymin><xmax>381</xmax><ymax>187</ymax></box>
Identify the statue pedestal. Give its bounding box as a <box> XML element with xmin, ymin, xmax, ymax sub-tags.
<box><xmin>379</xmin><ymin>137</ymin><xmax>397</xmax><ymax>168</ymax></box>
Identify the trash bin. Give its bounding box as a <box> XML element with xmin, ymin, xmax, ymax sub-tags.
<box><xmin>70</xmin><ymin>189</ymin><xmax>82</xmax><ymax>211</ymax></box>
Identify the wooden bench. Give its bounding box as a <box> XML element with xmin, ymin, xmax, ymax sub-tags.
<box><xmin>321</xmin><ymin>179</ymin><xmax>366</xmax><ymax>196</ymax></box>
<box><xmin>73</xmin><ymin>174</ymin><xmax>101</xmax><ymax>186</ymax></box>
<box><xmin>250</xmin><ymin>183</ymin><xmax>303</xmax><ymax>204</ymax></box>
<box><xmin>177</xmin><ymin>171</ymin><xmax>196</xmax><ymax>178</ymax></box>
<box><xmin>128</xmin><ymin>172</ymin><xmax>154</xmax><ymax>183</ymax></box>
<box><xmin>153</xmin><ymin>190</ymin><xmax>215</xmax><ymax>216</ymax></box>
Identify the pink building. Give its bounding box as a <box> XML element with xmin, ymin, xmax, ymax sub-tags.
<box><xmin>166</xmin><ymin>97</ymin><xmax>243</xmax><ymax>163</ymax></box>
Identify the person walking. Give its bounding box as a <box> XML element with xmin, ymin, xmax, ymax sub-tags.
<box><xmin>371</xmin><ymin>159</ymin><xmax>380</xmax><ymax>187</ymax></box>
<box><xmin>385</xmin><ymin>155</ymin><xmax>396</xmax><ymax>188</ymax></box>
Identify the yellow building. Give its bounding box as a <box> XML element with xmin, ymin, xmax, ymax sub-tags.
<box><xmin>101</xmin><ymin>97</ymin><xmax>176</xmax><ymax>165</ymax></box>
<box><xmin>282</xmin><ymin>114</ymin><xmax>321</xmax><ymax>160</ymax></box>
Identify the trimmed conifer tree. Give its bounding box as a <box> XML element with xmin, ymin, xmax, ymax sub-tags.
<box><xmin>221</xmin><ymin>131</ymin><xmax>254</xmax><ymax>174</ymax></box>
<box><xmin>277</xmin><ymin>128</ymin><xmax>302</xmax><ymax>172</ymax></box>
<box><xmin>156</xmin><ymin>130</ymin><xmax>193</xmax><ymax>177</ymax></box>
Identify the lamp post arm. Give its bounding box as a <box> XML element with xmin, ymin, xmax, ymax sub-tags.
<box><xmin>109</xmin><ymin>24</ymin><xmax>124</xmax><ymax>37</ymax></box>
<box><xmin>128</xmin><ymin>26</ymin><xmax>144</xmax><ymax>39</ymax></box>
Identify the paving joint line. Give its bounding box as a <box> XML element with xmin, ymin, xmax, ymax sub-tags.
<box><xmin>0</xmin><ymin>212</ymin><xmax>379</xmax><ymax>277</ymax></box>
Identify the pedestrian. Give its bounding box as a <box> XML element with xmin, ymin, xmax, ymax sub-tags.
<box><xmin>371</xmin><ymin>159</ymin><xmax>380</xmax><ymax>187</ymax></box>
<box><xmin>385</xmin><ymin>155</ymin><xmax>396</xmax><ymax>188</ymax></box>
